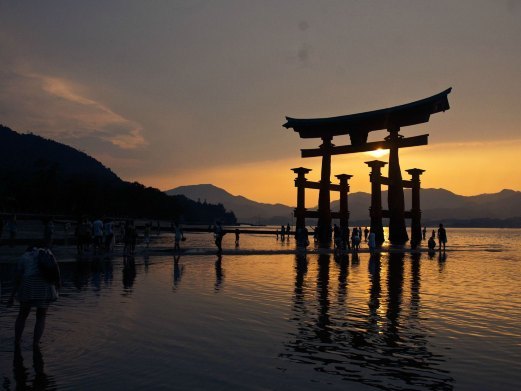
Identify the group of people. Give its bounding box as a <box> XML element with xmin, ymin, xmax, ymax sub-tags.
<box><xmin>427</xmin><ymin>223</ymin><xmax>448</xmax><ymax>252</ymax></box>
<box><xmin>333</xmin><ymin>225</ymin><xmax>375</xmax><ymax>253</ymax></box>
<box><xmin>277</xmin><ymin>223</ymin><xmax>292</xmax><ymax>241</ymax></box>
<box><xmin>75</xmin><ymin>217</ymin><xmax>116</xmax><ymax>255</ymax></box>
<box><xmin>295</xmin><ymin>223</ymin><xmax>448</xmax><ymax>255</ymax></box>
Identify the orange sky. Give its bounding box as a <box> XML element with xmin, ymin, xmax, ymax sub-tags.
<box><xmin>138</xmin><ymin>138</ymin><xmax>521</xmax><ymax>206</ymax></box>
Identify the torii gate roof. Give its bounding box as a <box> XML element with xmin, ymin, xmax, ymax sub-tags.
<box><xmin>283</xmin><ymin>88</ymin><xmax>452</xmax><ymax>143</ymax></box>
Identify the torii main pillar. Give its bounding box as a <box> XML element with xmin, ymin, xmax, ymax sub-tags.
<box><xmin>366</xmin><ymin>160</ymin><xmax>387</xmax><ymax>246</ymax></box>
<box><xmin>292</xmin><ymin>167</ymin><xmax>312</xmax><ymax>231</ymax></box>
<box><xmin>406</xmin><ymin>168</ymin><xmax>425</xmax><ymax>248</ymax></box>
<box><xmin>387</xmin><ymin>128</ymin><xmax>409</xmax><ymax>245</ymax></box>
<box><xmin>317</xmin><ymin>136</ymin><xmax>333</xmax><ymax>247</ymax></box>
<box><xmin>335</xmin><ymin>174</ymin><xmax>352</xmax><ymax>236</ymax></box>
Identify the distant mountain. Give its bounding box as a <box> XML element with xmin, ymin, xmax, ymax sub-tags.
<box><xmin>332</xmin><ymin>188</ymin><xmax>521</xmax><ymax>223</ymax></box>
<box><xmin>169</xmin><ymin>183</ymin><xmax>521</xmax><ymax>227</ymax></box>
<box><xmin>166</xmin><ymin>184</ymin><xmax>294</xmax><ymax>224</ymax></box>
<box><xmin>0</xmin><ymin>125</ymin><xmax>236</xmax><ymax>223</ymax></box>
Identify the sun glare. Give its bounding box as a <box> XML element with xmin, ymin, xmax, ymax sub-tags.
<box><xmin>368</xmin><ymin>148</ymin><xmax>389</xmax><ymax>158</ymax></box>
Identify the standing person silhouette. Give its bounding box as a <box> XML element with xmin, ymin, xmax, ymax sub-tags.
<box><xmin>351</xmin><ymin>228</ymin><xmax>360</xmax><ymax>252</ymax></box>
<box><xmin>333</xmin><ymin>224</ymin><xmax>341</xmax><ymax>253</ymax></box>
<box><xmin>368</xmin><ymin>230</ymin><xmax>376</xmax><ymax>253</ymax></box>
<box><xmin>144</xmin><ymin>223</ymin><xmax>151</xmax><ymax>249</ymax></box>
<box><xmin>174</xmin><ymin>222</ymin><xmax>183</xmax><ymax>252</ymax></box>
<box><xmin>92</xmin><ymin>218</ymin><xmax>103</xmax><ymax>254</ymax></box>
<box><xmin>8</xmin><ymin>245</ymin><xmax>60</xmax><ymax>348</ymax></box>
<box><xmin>214</xmin><ymin>221</ymin><xmax>225</xmax><ymax>254</ymax></box>
<box><xmin>437</xmin><ymin>223</ymin><xmax>447</xmax><ymax>252</ymax></box>
<box><xmin>234</xmin><ymin>228</ymin><xmax>240</xmax><ymax>247</ymax></box>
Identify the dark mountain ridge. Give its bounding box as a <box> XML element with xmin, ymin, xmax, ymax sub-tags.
<box><xmin>0</xmin><ymin>125</ymin><xmax>236</xmax><ymax>224</ymax></box>
<box><xmin>0</xmin><ymin>125</ymin><xmax>119</xmax><ymax>184</ymax></box>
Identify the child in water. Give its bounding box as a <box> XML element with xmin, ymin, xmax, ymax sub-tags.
<box><xmin>428</xmin><ymin>235</ymin><xmax>436</xmax><ymax>250</ymax></box>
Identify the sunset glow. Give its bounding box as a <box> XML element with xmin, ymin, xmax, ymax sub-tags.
<box><xmin>0</xmin><ymin>1</ymin><xmax>519</xmax><ymax>205</ymax></box>
<box><xmin>367</xmin><ymin>148</ymin><xmax>389</xmax><ymax>158</ymax></box>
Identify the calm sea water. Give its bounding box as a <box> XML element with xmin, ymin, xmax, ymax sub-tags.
<box><xmin>1</xmin><ymin>228</ymin><xmax>520</xmax><ymax>390</ymax></box>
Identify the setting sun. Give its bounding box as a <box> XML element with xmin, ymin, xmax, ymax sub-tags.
<box><xmin>367</xmin><ymin>148</ymin><xmax>389</xmax><ymax>158</ymax></box>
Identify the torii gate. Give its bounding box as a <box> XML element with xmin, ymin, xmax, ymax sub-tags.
<box><xmin>283</xmin><ymin>88</ymin><xmax>452</xmax><ymax>248</ymax></box>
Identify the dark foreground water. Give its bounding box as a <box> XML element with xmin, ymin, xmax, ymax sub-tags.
<box><xmin>1</xmin><ymin>228</ymin><xmax>520</xmax><ymax>390</ymax></box>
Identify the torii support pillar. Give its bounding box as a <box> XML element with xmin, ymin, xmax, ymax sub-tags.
<box><xmin>317</xmin><ymin>136</ymin><xmax>333</xmax><ymax>247</ymax></box>
<box><xmin>335</xmin><ymin>174</ymin><xmax>352</xmax><ymax>236</ymax></box>
<box><xmin>366</xmin><ymin>160</ymin><xmax>387</xmax><ymax>246</ymax></box>
<box><xmin>406</xmin><ymin>168</ymin><xmax>425</xmax><ymax>248</ymax></box>
<box><xmin>387</xmin><ymin>129</ymin><xmax>409</xmax><ymax>246</ymax></box>
<box><xmin>292</xmin><ymin>167</ymin><xmax>312</xmax><ymax>232</ymax></box>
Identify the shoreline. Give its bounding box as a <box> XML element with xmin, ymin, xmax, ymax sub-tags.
<box><xmin>0</xmin><ymin>244</ymin><xmax>467</xmax><ymax>263</ymax></box>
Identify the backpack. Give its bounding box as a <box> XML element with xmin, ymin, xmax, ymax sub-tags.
<box><xmin>37</xmin><ymin>249</ymin><xmax>60</xmax><ymax>285</ymax></box>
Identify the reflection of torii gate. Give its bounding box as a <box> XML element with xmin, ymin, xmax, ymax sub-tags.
<box><xmin>284</xmin><ymin>88</ymin><xmax>452</xmax><ymax>248</ymax></box>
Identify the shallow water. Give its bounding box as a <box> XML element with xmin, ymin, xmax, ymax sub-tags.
<box><xmin>1</xmin><ymin>228</ymin><xmax>520</xmax><ymax>390</ymax></box>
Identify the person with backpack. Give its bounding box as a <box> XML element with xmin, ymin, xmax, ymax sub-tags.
<box><xmin>7</xmin><ymin>245</ymin><xmax>61</xmax><ymax>348</ymax></box>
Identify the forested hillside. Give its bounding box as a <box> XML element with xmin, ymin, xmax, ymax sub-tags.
<box><xmin>0</xmin><ymin>125</ymin><xmax>236</xmax><ymax>224</ymax></box>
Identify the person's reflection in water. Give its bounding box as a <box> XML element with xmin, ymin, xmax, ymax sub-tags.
<box><xmin>144</xmin><ymin>254</ymin><xmax>150</xmax><ymax>273</ymax></box>
<box><xmin>172</xmin><ymin>255</ymin><xmax>184</xmax><ymax>291</ymax></box>
<box><xmin>32</xmin><ymin>346</ymin><xmax>51</xmax><ymax>389</ymax></box>
<box><xmin>438</xmin><ymin>250</ymin><xmax>447</xmax><ymax>272</ymax></box>
<box><xmin>351</xmin><ymin>250</ymin><xmax>360</xmax><ymax>267</ymax></box>
<box><xmin>214</xmin><ymin>255</ymin><xmax>224</xmax><ymax>292</ymax></box>
<box><xmin>335</xmin><ymin>253</ymin><xmax>349</xmax><ymax>307</ymax></box>
<box><xmin>13</xmin><ymin>346</ymin><xmax>28</xmax><ymax>389</ymax></box>
<box><xmin>103</xmin><ymin>258</ymin><xmax>114</xmax><ymax>287</ymax></box>
<box><xmin>410</xmin><ymin>252</ymin><xmax>421</xmax><ymax>317</ymax></box>
<box><xmin>294</xmin><ymin>253</ymin><xmax>308</xmax><ymax>306</ymax></box>
<box><xmin>73</xmin><ymin>258</ymin><xmax>91</xmax><ymax>290</ymax></box>
<box><xmin>368</xmin><ymin>252</ymin><xmax>382</xmax><ymax>331</ymax></box>
<box><xmin>13</xmin><ymin>346</ymin><xmax>55</xmax><ymax>390</ymax></box>
<box><xmin>122</xmin><ymin>255</ymin><xmax>136</xmax><ymax>293</ymax></box>
<box><xmin>91</xmin><ymin>256</ymin><xmax>102</xmax><ymax>292</ymax></box>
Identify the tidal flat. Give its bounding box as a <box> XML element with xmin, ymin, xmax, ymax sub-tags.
<box><xmin>1</xmin><ymin>228</ymin><xmax>520</xmax><ymax>390</ymax></box>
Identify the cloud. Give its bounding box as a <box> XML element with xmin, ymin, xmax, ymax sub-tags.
<box><xmin>0</xmin><ymin>68</ymin><xmax>146</xmax><ymax>149</ymax></box>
